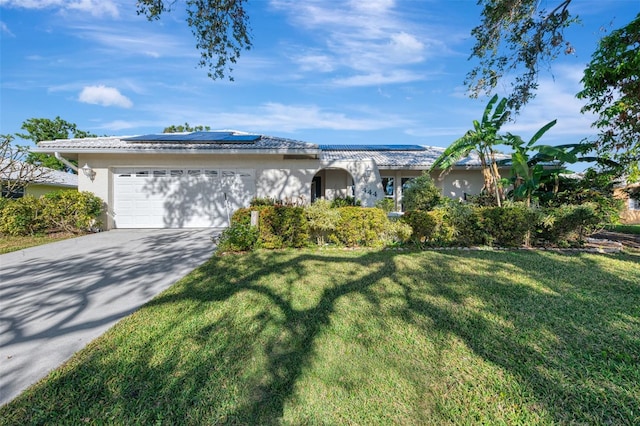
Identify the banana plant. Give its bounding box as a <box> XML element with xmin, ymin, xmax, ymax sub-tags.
<box><xmin>431</xmin><ymin>94</ymin><xmax>510</xmax><ymax>207</ymax></box>
<box><xmin>501</xmin><ymin>119</ymin><xmax>587</xmax><ymax>206</ymax></box>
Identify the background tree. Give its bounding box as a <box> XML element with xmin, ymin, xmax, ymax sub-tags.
<box><xmin>467</xmin><ymin>0</ymin><xmax>576</xmax><ymax>112</ymax></box>
<box><xmin>17</xmin><ymin>117</ymin><xmax>96</xmax><ymax>172</ymax></box>
<box><xmin>137</xmin><ymin>0</ymin><xmax>252</xmax><ymax>81</ymax></box>
<box><xmin>577</xmin><ymin>13</ymin><xmax>640</xmax><ymax>181</ymax></box>
<box><xmin>1</xmin><ymin>134</ymin><xmax>50</xmax><ymax>198</ymax></box>
<box><xmin>163</xmin><ymin>123</ymin><xmax>212</xmax><ymax>133</ymax></box>
<box><xmin>430</xmin><ymin>95</ymin><xmax>509</xmax><ymax>207</ymax></box>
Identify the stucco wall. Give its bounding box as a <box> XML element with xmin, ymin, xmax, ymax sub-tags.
<box><xmin>77</xmin><ymin>153</ymin><xmax>324</xmax><ymax>229</ymax></box>
<box><xmin>25</xmin><ymin>184</ymin><xmax>76</xmax><ymax>198</ymax></box>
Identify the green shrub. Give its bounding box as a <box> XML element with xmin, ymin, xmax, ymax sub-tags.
<box><xmin>444</xmin><ymin>202</ymin><xmax>485</xmax><ymax>246</ymax></box>
<box><xmin>477</xmin><ymin>204</ymin><xmax>537</xmax><ymax>247</ymax></box>
<box><xmin>217</xmin><ymin>222</ymin><xmax>259</xmax><ymax>252</ymax></box>
<box><xmin>250</xmin><ymin>197</ymin><xmax>277</xmax><ymax>207</ymax></box>
<box><xmin>375</xmin><ymin>198</ymin><xmax>395</xmax><ymax>213</ymax></box>
<box><xmin>0</xmin><ymin>195</ymin><xmax>47</xmax><ymax>236</ymax></box>
<box><xmin>381</xmin><ymin>218</ymin><xmax>413</xmax><ymax>245</ymax></box>
<box><xmin>232</xmin><ymin>205</ymin><xmax>309</xmax><ymax>249</ymax></box>
<box><xmin>333</xmin><ymin>207</ymin><xmax>387</xmax><ymax>247</ymax></box>
<box><xmin>305</xmin><ymin>199</ymin><xmax>340</xmax><ymax>245</ymax></box>
<box><xmin>42</xmin><ymin>190</ymin><xmax>102</xmax><ymax>233</ymax></box>
<box><xmin>402</xmin><ymin>172</ymin><xmax>443</xmax><ymax>211</ymax></box>
<box><xmin>539</xmin><ymin>203</ymin><xmax>603</xmax><ymax>245</ymax></box>
<box><xmin>331</xmin><ymin>196</ymin><xmax>361</xmax><ymax>208</ymax></box>
<box><xmin>402</xmin><ymin>209</ymin><xmax>456</xmax><ymax>246</ymax></box>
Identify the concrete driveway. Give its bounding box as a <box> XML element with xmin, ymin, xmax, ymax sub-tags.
<box><xmin>0</xmin><ymin>229</ymin><xmax>219</xmax><ymax>406</ymax></box>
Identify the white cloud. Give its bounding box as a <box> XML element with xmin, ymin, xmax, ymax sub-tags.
<box><xmin>294</xmin><ymin>54</ymin><xmax>335</xmax><ymax>73</ymax></box>
<box><xmin>333</xmin><ymin>70</ymin><xmax>425</xmax><ymax>87</ymax></box>
<box><xmin>0</xmin><ymin>21</ymin><xmax>15</xmax><ymax>37</ymax></box>
<box><xmin>0</xmin><ymin>0</ymin><xmax>119</xmax><ymax>18</ymax></box>
<box><xmin>272</xmin><ymin>0</ymin><xmax>441</xmax><ymax>85</ymax></box>
<box><xmin>141</xmin><ymin>102</ymin><xmax>413</xmax><ymax>133</ymax></box>
<box><xmin>78</xmin><ymin>85</ymin><xmax>132</xmax><ymax>108</ymax></box>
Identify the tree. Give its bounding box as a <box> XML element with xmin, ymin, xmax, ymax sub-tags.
<box><xmin>17</xmin><ymin>117</ymin><xmax>96</xmax><ymax>172</ymax></box>
<box><xmin>467</xmin><ymin>0</ymin><xmax>577</xmax><ymax>112</ymax></box>
<box><xmin>430</xmin><ymin>95</ymin><xmax>510</xmax><ymax>207</ymax></box>
<box><xmin>577</xmin><ymin>13</ymin><xmax>640</xmax><ymax>182</ymax></box>
<box><xmin>163</xmin><ymin>123</ymin><xmax>212</xmax><ymax>133</ymax></box>
<box><xmin>501</xmin><ymin>120</ymin><xmax>568</xmax><ymax>207</ymax></box>
<box><xmin>1</xmin><ymin>134</ymin><xmax>50</xmax><ymax>198</ymax></box>
<box><xmin>137</xmin><ymin>0</ymin><xmax>252</xmax><ymax>81</ymax></box>
<box><xmin>402</xmin><ymin>171</ymin><xmax>443</xmax><ymax>211</ymax></box>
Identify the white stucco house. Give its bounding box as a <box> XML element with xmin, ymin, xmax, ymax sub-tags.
<box><xmin>34</xmin><ymin>130</ymin><xmax>498</xmax><ymax>230</ymax></box>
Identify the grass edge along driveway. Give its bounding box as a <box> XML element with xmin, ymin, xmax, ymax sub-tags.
<box><xmin>1</xmin><ymin>249</ymin><xmax>638</xmax><ymax>425</ymax></box>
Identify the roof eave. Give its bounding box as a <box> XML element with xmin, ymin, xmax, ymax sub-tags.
<box><xmin>33</xmin><ymin>147</ymin><xmax>321</xmax><ymax>156</ymax></box>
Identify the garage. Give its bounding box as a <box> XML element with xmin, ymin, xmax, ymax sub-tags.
<box><xmin>113</xmin><ymin>167</ymin><xmax>256</xmax><ymax>228</ymax></box>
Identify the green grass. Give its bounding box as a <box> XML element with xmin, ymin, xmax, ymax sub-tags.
<box><xmin>607</xmin><ymin>224</ymin><xmax>640</xmax><ymax>235</ymax></box>
<box><xmin>0</xmin><ymin>233</ymin><xmax>78</xmax><ymax>254</ymax></box>
<box><xmin>2</xmin><ymin>249</ymin><xmax>639</xmax><ymax>425</ymax></box>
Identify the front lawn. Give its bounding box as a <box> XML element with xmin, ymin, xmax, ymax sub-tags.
<box><xmin>1</xmin><ymin>249</ymin><xmax>638</xmax><ymax>424</ymax></box>
<box><xmin>607</xmin><ymin>224</ymin><xmax>640</xmax><ymax>235</ymax></box>
<box><xmin>0</xmin><ymin>233</ymin><xmax>78</xmax><ymax>254</ymax></box>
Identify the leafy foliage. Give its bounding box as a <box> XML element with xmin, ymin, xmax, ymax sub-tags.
<box><xmin>402</xmin><ymin>209</ymin><xmax>455</xmax><ymax>246</ymax></box>
<box><xmin>332</xmin><ymin>207</ymin><xmax>388</xmax><ymax>247</ymax></box>
<box><xmin>0</xmin><ymin>195</ymin><xmax>47</xmax><ymax>236</ymax></box>
<box><xmin>477</xmin><ymin>204</ymin><xmax>539</xmax><ymax>247</ymax></box>
<box><xmin>163</xmin><ymin>123</ymin><xmax>212</xmax><ymax>133</ymax></box>
<box><xmin>577</xmin><ymin>13</ymin><xmax>640</xmax><ymax>181</ymax></box>
<box><xmin>137</xmin><ymin>0</ymin><xmax>252</xmax><ymax>81</ymax></box>
<box><xmin>42</xmin><ymin>191</ymin><xmax>103</xmax><ymax>233</ymax></box>
<box><xmin>217</xmin><ymin>222</ymin><xmax>259</xmax><ymax>252</ymax></box>
<box><xmin>431</xmin><ymin>95</ymin><xmax>509</xmax><ymax>206</ymax></box>
<box><xmin>401</xmin><ymin>172</ymin><xmax>443</xmax><ymax>211</ymax></box>
<box><xmin>0</xmin><ymin>190</ymin><xmax>101</xmax><ymax>236</ymax></box>
<box><xmin>232</xmin><ymin>206</ymin><xmax>309</xmax><ymax>249</ymax></box>
<box><xmin>17</xmin><ymin>117</ymin><xmax>96</xmax><ymax>172</ymax></box>
<box><xmin>330</xmin><ymin>196</ymin><xmax>361</xmax><ymax>208</ymax></box>
<box><xmin>467</xmin><ymin>0</ymin><xmax>577</xmax><ymax>112</ymax></box>
<box><xmin>305</xmin><ymin>199</ymin><xmax>340</xmax><ymax>245</ymax></box>
<box><xmin>539</xmin><ymin>203</ymin><xmax>603</xmax><ymax>245</ymax></box>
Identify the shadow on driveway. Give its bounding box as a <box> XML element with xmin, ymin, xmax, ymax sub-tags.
<box><xmin>0</xmin><ymin>229</ymin><xmax>218</xmax><ymax>406</ymax></box>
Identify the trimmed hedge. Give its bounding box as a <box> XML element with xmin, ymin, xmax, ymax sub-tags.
<box><xmin>225</xmin><ymin>200</ymin><xmax>610</xmax><ymax>252</ymax></box>
<box><xmin>332</xmin><ymin>207</ymin><xmax>388</xmax><ymax>247</ymax></box>
<box><xmin>0</xmin><ymin>190</ymin><xmax>103</xmax><ymax>236</ymax></box>
<box><xmin>233</xmin><ymin>205</ymin><xmax>309</xmax><ymax>249</ymax></box>
<box><xmin>476</xmin><ymin>204</ymin><xmax>538</xmax><ymax>247</ymax></box>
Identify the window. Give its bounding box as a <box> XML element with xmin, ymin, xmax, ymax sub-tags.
<box><xmin>170</xmin><ymin>169</ymin><xmax>184</xmax><ymax>177</ymax></box>
<box><xmin>204</xmin><ymin>170</ymin><xmax>219</xmax><ymax>178</ymax></box>
<box><xmin>401</xmin><ymin>177</ymin><xmax>414</xmax><ymax>190</ymax></box>
<box><xmin>1</xmin><ymin>185</ymin><xmax>24</xmax><ymax>199</ymax></box>
<box><xmin>187</xmin><ymin>169</ymin><xmax>201</xmax><ymax>176</ymax></box>
<box><xmin>381</xmin><ymin>177</ymin><xmax>394</xmax><ymax>197</ymax></box>
<box><xmin>630</xmin><ymin>197</ymin><xmax>640</xmax><ymax>211</ymax></box>
<box><xmin>153</xmin><ymin>170</ymin><xmax>167</xmax><ymax>177</ymax></box>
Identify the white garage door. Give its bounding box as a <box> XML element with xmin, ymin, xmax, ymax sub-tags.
<box><xmin>113</xmin><ymin>168</ymin><xmax>255</xmax><ymax>228</ymax></box>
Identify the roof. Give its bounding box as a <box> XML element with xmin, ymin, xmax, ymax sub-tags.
<box><xmin>321</xmin><ymin>145</ymin><xmax>503</xmax><ymax>169</ymax></box>
<box><xmin>35</xmin><ymin>131</ymin><xmax>319</xmax><ymax>154</ymax></box>
<box><xmin>34</xmin><ymin>131</ymin><xmax>508</xmax><ymax>169</ymax></box>
<box><xmin>1</xmin><ymin>159</ymin><xmax>78</xmax><ymax>187</ymax></box>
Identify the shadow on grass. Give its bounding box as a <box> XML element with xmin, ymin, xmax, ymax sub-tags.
<box><xmin>1</xmin><ymin>249</ymin><xmax>638</xmax><ymax>424</ymax></box>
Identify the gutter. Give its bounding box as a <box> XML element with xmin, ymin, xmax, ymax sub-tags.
<box><xmin>54</xmin><ymin>152</ymin><xmax>78</xmax><ymax>172</ymax></box>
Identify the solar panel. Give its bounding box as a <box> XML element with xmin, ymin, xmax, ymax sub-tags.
<box><xmin>123</xmin><ymin>132</ymin><xmax>260</xmax><ymax>143</ymax></box>
<box><xmin>320</xmin><ymin>145</ymin><xmax>426</xmax><ymax>151</ymax></box>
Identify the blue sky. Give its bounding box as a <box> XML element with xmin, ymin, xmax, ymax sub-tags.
<box><xmin>1</xmin><ymin>0</ymin><xmax>638</xmax><ymax>152</ymax></box>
